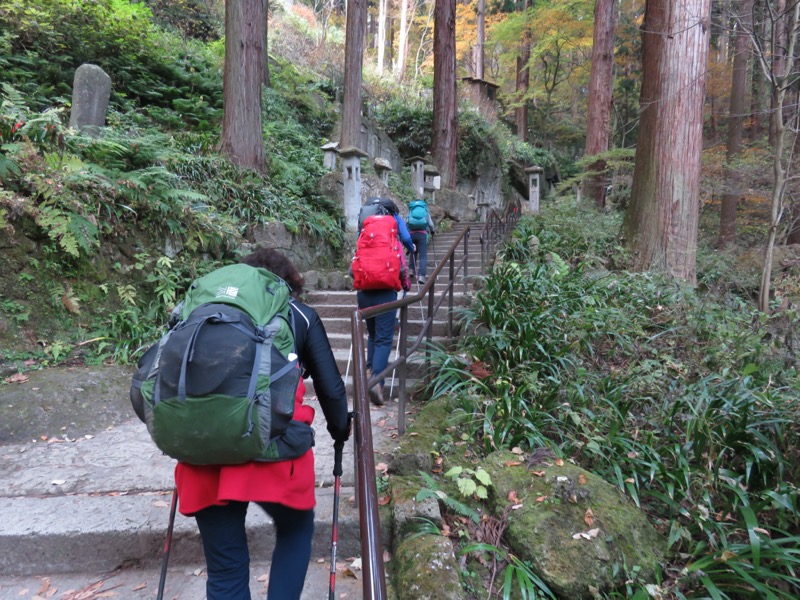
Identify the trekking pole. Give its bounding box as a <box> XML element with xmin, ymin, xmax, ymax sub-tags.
<box><xmin>344</xmin><ymin>342</ymin><xmax>353</xmax><ymax>387</ymax></box>
<box><xmin>156</xmin><ymin>487</ymin><xmax>179</xmax><ymax>600</ymax></box>
<box><xmin>329</xmin><ymin>437</ymin><xmax>346</xmax><ymax>600</ymax></box>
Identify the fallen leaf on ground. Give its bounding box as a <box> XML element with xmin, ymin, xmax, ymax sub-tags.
<box><xmin>717</xmin><ymin>550</ymin><xmax>737</xmax><ymax>562</ymax></box>
<box><xmin>572</xmin><ymin>528</ymin><xmax>601</xmax><ymax>540</ymax></box>
<box><xmin>508</xmin><ymin>490</ymin><xmax>521</xmax><ymax>504</ymax></box>
<box><xmin>624</xmin><ymin>478</ymin><xmax>635</xmax><ymax>484</ymax></box>
<box><xmin>578</xmin><ymin>473</ymin><xmax>587</xmax><ymax>485</ymax></box>
<box><xmin>530</xmin><ymin>470</ymin><xmax>545</xmax><ymax>477</ymax></box>
<box><xmin>535</xmin><ymin>496</ymin><xmax>548</xmax><ymax>502</ymax></box>
<box><xmin>375</xmin><ymin>462</ymin><xmax>389</xmax><ymax>474</ymax></box>
<box><xmin>511</xmin><ymin>447</ymin><xmax>524</xmax><ymax>455</ymax></box>
<box><xmin>5</xmin><ymin>373</ymin><xmax>29</xmax><ymax>384</ymax></box>
<box><xmin>584</xmin><ymin>507</ymin><xmax>594</xmax><ymax>527</ymax></box>
<box><xmin>504</xmin><ymin>460</ymin><xmax>522</xmax><ymax>467</ymax></box>
<box><xmin>378</xmin><ymin>494</ymin><xmax>391</xmax><ymax>506</ymax></box>
<box><xmin>37</xmin><ymin>578</ymin><xmax>52</xmax><ymax>595</ymax></box>
<box><xmin>555</xmin><ymin>458</ymin><xmax>564</xmax><ymax>466</ymax></box>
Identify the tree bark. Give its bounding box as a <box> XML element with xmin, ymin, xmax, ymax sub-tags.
<box><xmin>622</xmin><ymin>0</ymin><xmax>711</xmax><ymax>283</ymax></box>
<box><xmin>718</xmin><ymin>0</ymin><xmax>753</xmax><ymax>247</ymax></box>
<box><xmin>583</xmin><ymin>0</ymin><xmax>618</xmax><ymax>209</ymax></box>
<box><xmin>221</xmin><ymin>0</ymin><xmax>266</xmax><ymax>174</ymax></box>
<box><xmin>341</xmin><ymin>0</ymin><xmax>367</xmax><ymax>150</ymax></box>
<box><xmin>432</xmin><ymin>0</ymin><xmax>458</xmax><ymax>188</ymax></box>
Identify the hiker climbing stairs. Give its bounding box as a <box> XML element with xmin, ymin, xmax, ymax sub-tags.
<box><xmin>305</xmin><ymin>221</ymin><xmax>485</xmax><ymax>398</ymax></box>
<box><xmin>0</xmin><ymin>222</ymin><xmax>488</xmax><ymax>599</ymax></box>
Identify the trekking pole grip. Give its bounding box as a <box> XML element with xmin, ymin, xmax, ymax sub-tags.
<box><xmin>333</xmin><ymin>440</ymin><xmax>344</xmax><ymax>477</ymax></box>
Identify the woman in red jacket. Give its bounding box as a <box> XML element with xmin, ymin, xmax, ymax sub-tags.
<box><xmin>174</xmin><ymin>248</ymin><xmax>350</xmax><ymax>600</ymax></box>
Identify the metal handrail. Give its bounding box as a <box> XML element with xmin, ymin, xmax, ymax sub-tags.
<box><xmin>349</xmin><ymin>210</ymin><xmax>518</xmax><ymax>599</ymax></box>
<box><xmin>350</xmin><ymin>225</ymin><xmax>472</xmax><ymax>600</ymax></box>
<box><xmin>479</xmin><ymin>200</ymin><xmax>520</xmax><ymax>271</ymax></box>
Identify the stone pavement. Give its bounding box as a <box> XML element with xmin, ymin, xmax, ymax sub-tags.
<box><xmin>0</xmin><ymin>366</ymin><xmax>404</xmax><ymax>599</ymax></box>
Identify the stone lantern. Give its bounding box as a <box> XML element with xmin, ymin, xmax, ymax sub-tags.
<box><xmin>408</xmin><ymin>156</ymin><xmax>426</xmax><ymax>197</ymax></box>
<box><xmin>321</xmin><ymin>141</ymin><xmax>339</xmax><ymax>170</ymax></box>
<box><xmin>373</xmin><ymin>157</ymin><xmax>392</xmax><ymax>185</ymax></box>
<box><xmin>525</xmin><ymin>165</ymin><xmax>544</xmax><ymax>215</ymax></box>
<box><xmin>339</xmin><ymin>146</ymin><xmax>369</xmax><ymax>232</ymax></box>
<box><xmin>423</xmin><ymin>163</ymin><xmax>441</xmax><ymax>202</ymax></box>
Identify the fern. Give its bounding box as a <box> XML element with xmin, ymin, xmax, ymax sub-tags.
<box><xmin>415</xmin><ymin>471</ymin><xmax>481</xmax><ymax>524</ymax></box>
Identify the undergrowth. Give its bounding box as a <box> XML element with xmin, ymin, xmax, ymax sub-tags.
<box><xmin>424</xmin><ymin>201</ymin><xmax>800</xmax><ymax>599</ymax></box>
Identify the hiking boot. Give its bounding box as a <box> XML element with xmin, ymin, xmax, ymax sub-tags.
<box><xmin>369</xmin><ymin>386</ymin><xmax>385</xmax><ymax>406</ymax></box>
<box><xmin>418</xmin><ymin>277</ymin><xmax>426</xmax><ymax>285</ymax></box>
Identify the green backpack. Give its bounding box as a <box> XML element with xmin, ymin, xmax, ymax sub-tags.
<box><xmin>407</xmin><ymin>199</ymin><xmax>429</xmax><ymax>230</ymax></box>
<box><xmin>131</xmin><ymin>264</ymin><xmax>311</xmax><ymax>465</ymax></box>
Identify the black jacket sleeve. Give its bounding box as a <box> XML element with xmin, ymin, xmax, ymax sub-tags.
<box><xmin>290</xmin><ymin>301</ymin><xmax>349</xmax><ymax>442</ymax></box>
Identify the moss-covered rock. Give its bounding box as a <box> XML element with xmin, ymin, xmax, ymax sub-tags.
<box><xmin>389</xmin><ymin>396</ymin><xmax>455</xmax><ymax>477</ymax></box>
<box><xmin>483</xmin><ymin>450</ymin><xmax>665</xmax><ymax>599</ymax></box>
<box><xmin>392</xmin><ymin>533</ymin><xmax>465</xmax><ymax>600</ymax></box>
<box><xmin>389</xmin><ymin>475</ymin><xmax>442</xmax><ymax>541</ymax></box>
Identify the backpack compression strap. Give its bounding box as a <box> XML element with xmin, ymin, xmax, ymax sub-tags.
<box><xmin>176</xmin><ymin>310</ymin><xmax>263</xmax><ymax>402</ymax></box>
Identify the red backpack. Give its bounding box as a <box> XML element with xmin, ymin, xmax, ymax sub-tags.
<box><xmin>352</xmin><ymin>215</ymin><xmax>403</xmax><ymax>291</ymax></box>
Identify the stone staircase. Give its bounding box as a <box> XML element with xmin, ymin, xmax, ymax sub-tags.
<box><xmin>304</xmin><ymin>222</ymin><xmax>486</xmax><ymax>397</ymax></box>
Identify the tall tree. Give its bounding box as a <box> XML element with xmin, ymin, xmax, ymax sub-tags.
<box><xmin>515</xmin><ymin>0</ymin><xmax>531</xmax><ymax>142</ymax></box>
<box><xmin>395</xmin><ymin>0</ymin><xmax>415</xmax><ymax>80</ymax></box>
<box><xmin>718</xmin><ymin>0</ymin><xmax>754</xmax><ymax>247</ymax></box>
<box><xmin>432</xmin><ymin>0</ymin><xmax>458</xmax><ymax>188</ymax></box>
<box><xmin>474</xmin><ymin>0</ymin><xmax>485</xmax><ymax>79</ymax></box>
<box><xmin>340</xmin><ymin>0</ymin><xmax>368</xmax><ymax>230</ymax></box>
<box><xmin>753</xmin><ymin>0</ymin><xmax>800</xmax><ymax>311</ymax></box>
<box><xmin>221</xmin><ymin>0</ymin><xmax>266</xmax><ymax>173</ymax></box>
<box><xmin>377</xmin><ymin>0</ymin><xmax>388</xmax><ymax>73</ymax></box>
<box><xmin>262</xmin><ymin>0</ymin><xmax>270</xmax><ymax>87</ymax></box>
<box><xmin>583</xmin><ymin>0</ymin><xmax>618</xmax><ymax>208</ymax></box>
<box><xmin>768</xmin><ymin>0</ymin><xmax>787</xmax><ymax>147</ymax></box>
<box><xmin>622</xmin><ymin>0</ymin><xmax>711</xmax><ymax>283</ymax></box>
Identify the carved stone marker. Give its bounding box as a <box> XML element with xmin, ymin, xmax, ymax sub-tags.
<box><xmin>69</xmin><ymin>64</ymin><xmax>112</xmax><ymax>135</ymax></box>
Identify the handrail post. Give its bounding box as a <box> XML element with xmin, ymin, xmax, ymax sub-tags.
<box><xmin>398</xmin><ymin>304</ymin><xmax>408</xmax><ymax>436</ymax></box>
<box><xmin>448</xmin><ymin>251</ymin><xmax>455</xmax><ymax>338</ymax></box>
<box><xmin>426</xmin><ymin>280</ymin><xmax>435</xmax><ymax>383</ymax></box>
<box><xmin>351</xmin><ymin>313</ymin><xmax>387</xmax><ymax>600</ymax></box>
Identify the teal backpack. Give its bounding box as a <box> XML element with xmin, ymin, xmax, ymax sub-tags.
<box><xmin>407</xmin><ymin>199</ymin><xmax>429</xmax><ymax>231</ymax></box>
<box><xmin>130</xmin><ymin>264</ymin><xmax>311</xmax><ymax>465</ymax></box>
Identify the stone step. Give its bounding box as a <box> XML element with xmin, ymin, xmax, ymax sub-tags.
<box><xmin>318</xmin><ymin>315</ymin><xmax>456</xmax><ymax>337</ymax></box>
<box><xmin>0</xmin><ymin>392</ymin><xmax>402</xmax><ymax>577</ymax></box>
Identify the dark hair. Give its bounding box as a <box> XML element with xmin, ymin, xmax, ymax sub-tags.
<box><xmin>240</xmin><ymin>247</ymin><xmax>304</xmax><ymax>297</ymax></box>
